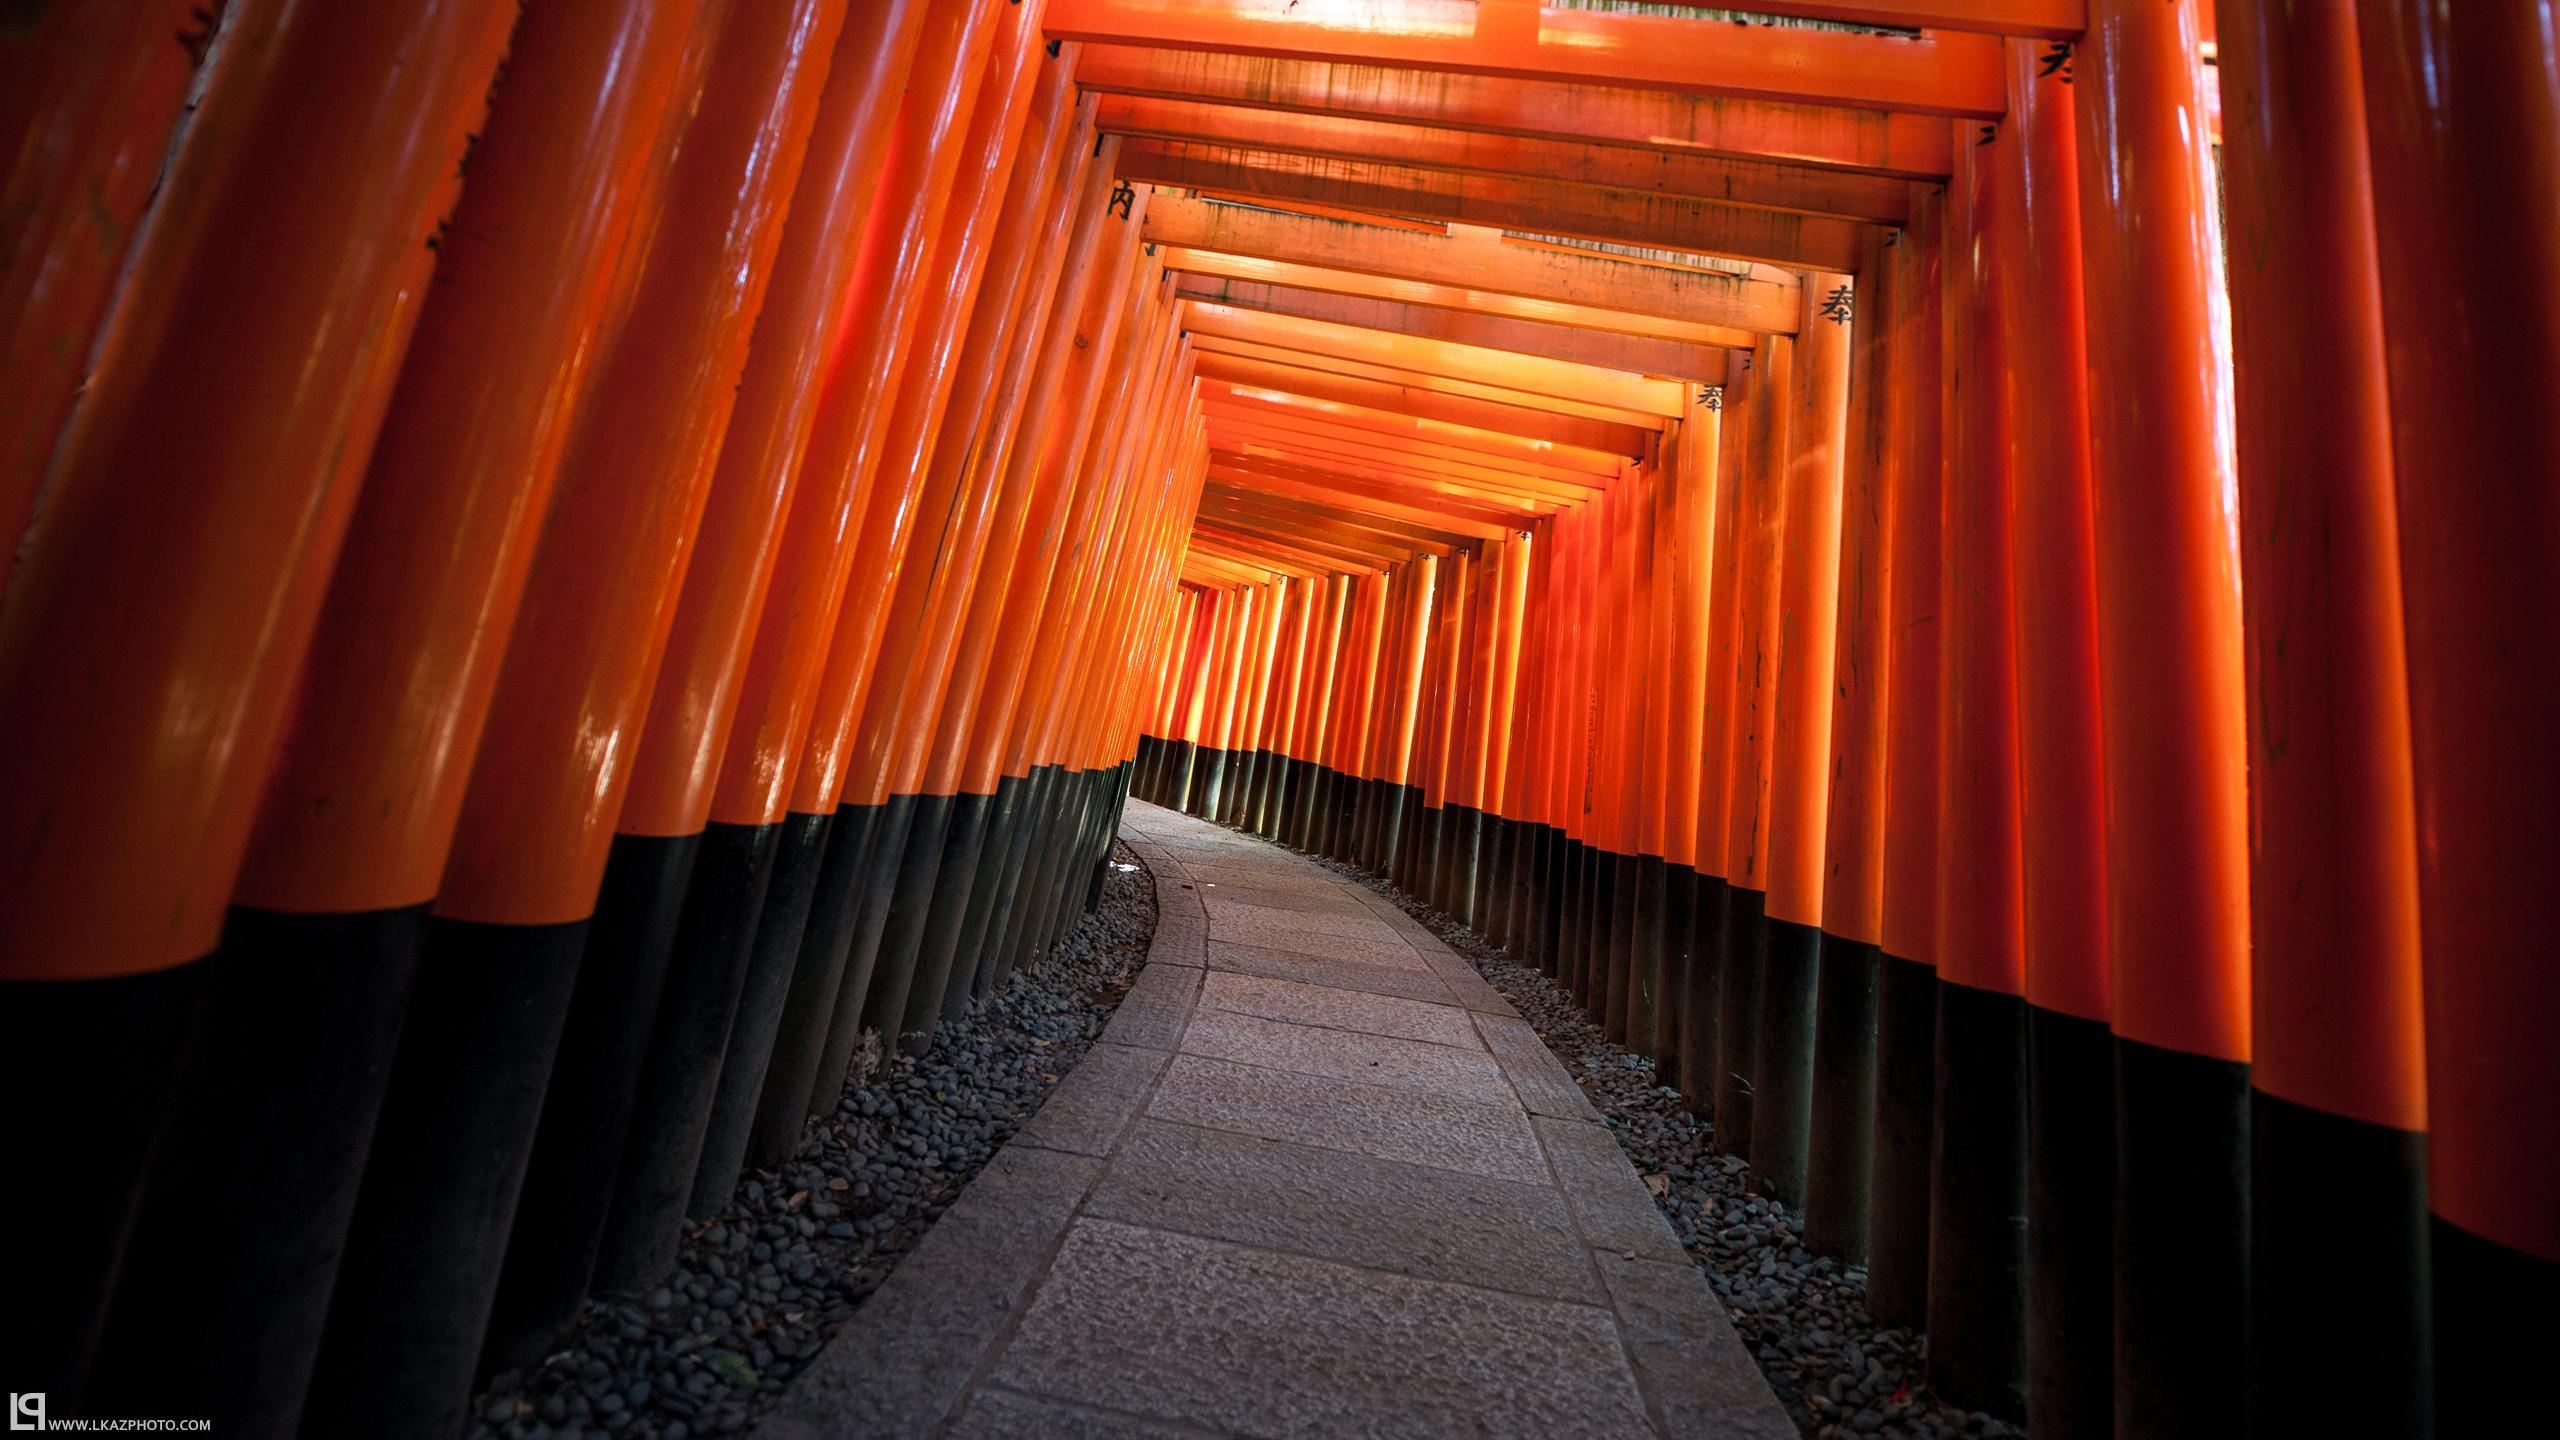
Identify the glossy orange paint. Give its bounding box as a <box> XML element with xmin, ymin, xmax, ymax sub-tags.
<box><xmin>847</xmin><ymin>68</ymin><xmax>1091</xmax><ymax>809</ymax></box>
<box><xmin>231</xmin><ymin>0</ymin><xmax>723</xmax><ymax>913</ymax></box>
<box><xmin>1186</xmin><ymin>299</ymin><xmax>1686</xmax><ymax>417</ymax></box>
<box><xmin>1876</xmin><ymin>186</ymin><xmax>1944</xmax><ymax>969</ymax></box>
<box><xmin>1121</xmin><ymin>141</ymin><xmax>1869</xmax><ymax>270</ymax></box>
<box><xmin>618</xmin><ymin>0</ymin><xmax>931</xmax><ymax>839</ymax></box>
<box><xmin>2074</xmin><ymin>0</ymin><xmax>2249</xmax><ymax>1061</ymax></box>
<box><xmin>1072</xmin><ymin>45</ymin><xmax>1956</xmax><ymax>179</ymax></box>
<box><xmin>1</xmin><ymin>0</ymin><xmax>230</xmax><ymax>583</ymax></box>
<box><xmin>1992</xmin><ymin>41</ymin><xmax>2108</xmax><ymax>1021</ymax></box>
<box><xmin>920</xmin><ymin>131</ymin><xmax>1129</xmax><ymax>802</ymax></box>
<box><xmin>1818</xmin><ymin>233</ymin><xmax>1892</xmax><ymax>950</ymax></box>
<box><xmin>0</xmin><ymin>0</ymin><xmax>516</xmax><ymax>978</ymax></box>
<box><xmin>1177</xmin><ymin>276</ymin><xmax>1729</xmax><ymax>383</ymax></box>
<box><xmin>1721</xmin><ymin>333</ymin><xmax>1793</xmax><ymax>897</ymax></box>
<box><xmin>1043</xmin><ymin>0</ymin><xmax>2005</xmax><ymax>117</ymax></box>
<box><xmin>435</xmin><ymin>0</ymin><xmax>850</xmax><ymax>927</ymax></box>
<box><xmin>1664</xmin><ymin>390</ymin><xmax>1724</xmax><ymax>873</ymax></box>
<box><xmin>2214</xmin><ymin>0</ymin><xmax>2417</xmax><ymax>1132</ymax></box>
<box><xmin>1146</xmin><ymin>196</ymin><xmax>1801</xmax><ymax>335</ymax></box>
<box><xmin>1163</xmin><ymin>247</ymin><xmax>1758</xmax><ymax>358</ymax></box>
<box><xmin>800</xmin><ymin>0</ymin><xmax>1054</xmax><ymax>812</ymax></box>
<box><xmin>2357</xmin><ymin>0</ymin><xmax>2560</xmax><ymax>1261</ymax></box>
<box><xmin>1762</xmin><ymin>270</ymin><xmax>1853</xmax><ymax>930</ymax></box>
<box><xmin>1931</xmin><ymin>127</ymin><xmax>2023</xmax><ymax>999</ymax></box>
<box><xmin>961</xmin><ymin>185</ymin><xmax>1155</xmax><ymax>796</ymax></box>
<box><xmin>1101</xmin><ymin>96</ymin><xmax>1912</xmax><ymax>223</ymax></box>
<box><xmin>1693</xmin><ymin>349</ymin><xmax>1753</xmax><ymax>881</ymax></box>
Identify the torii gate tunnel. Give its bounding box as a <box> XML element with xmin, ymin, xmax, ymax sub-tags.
<box><xmin>2</xmin><ymin>1</ymin><xmax>2553</xmax><ymax>1436</ymax></box>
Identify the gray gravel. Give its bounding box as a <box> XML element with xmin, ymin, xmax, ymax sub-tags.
<box><xmin>462</xmin><ymin>842</ymin><xmax>1157</xmax><ymax>1440</ymax></box>
<box><xmin>1308</xmin><ymin>852</ymin><xmax>2017</xmax><ymax>1440</ymax></box>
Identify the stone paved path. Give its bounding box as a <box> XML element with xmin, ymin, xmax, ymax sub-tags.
<box><xmin>755</xmin><ymin>798</ymin><xmax>1794</xmax><ymax>1440</ymax></box>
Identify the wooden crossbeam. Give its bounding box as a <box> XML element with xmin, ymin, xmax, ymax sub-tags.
<box><xmin>1044</xmin><ymin>0</ymin><xmax>2007</xmax><ymax>117</ymax></box>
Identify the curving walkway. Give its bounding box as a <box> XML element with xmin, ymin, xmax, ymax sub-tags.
<box><xmin>755</xmin><ymin>798</ymin><xmax>1793</xmax><ymax>1440</ymax></box>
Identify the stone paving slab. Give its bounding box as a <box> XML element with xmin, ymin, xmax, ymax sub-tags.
<box><xmin>989</xmin><ymin>1219</ymin><xmax>1658</xmax><ymax>1440</ymax></box>
<box><xmin>754</xmin><ymin>797</ymin><xmax>1789</xmax><ymax>1440</ymax></box>
<box><xmin>1197</xmin><ymin>969</ymin><xmax>1481</xmax><ymax>1048</ymax></box>
<box><xmin>1100</xmin><ymin>961</ymin><xmax>1202</xmax><ymax>1051</ymax></box>
<box><xmin>1085</xmin><ymin>1119</ymin><xmax>1599</xmax><ymax>1303</ymax></box>
<box><xmin>1147</xmin><ymin>1050</ymin><xmax>1551</xmax><ymax>1185</ymax></box>
<box><xmin>1177</xmin><ymin>1007</ymin><xmax>1519</xmax><ymax>1108</ymax></box>
<box><xmin>1202</xmin><ymin>939</ymin><xmax>1459</xmax><ymax>1004</ymax></box>
<box><xmin>1204</xmin><ymin>919</ymin><xmax>1429</xmax><ymax>971</ymax></box>
<box><xmin>1475</xmin><ymin>1011</ymin><xmax>1603</xmax><ymax>1122</ymax></box>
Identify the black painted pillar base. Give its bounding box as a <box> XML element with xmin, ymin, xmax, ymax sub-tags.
<box><xmin>2028</xmin><ymin>1004</ymin><xmax>2115</xmax><ymax>1440</ymax></box>
<box><xmin>1628</xmin><ymin>853</ymin><xmax>1666</xmax><ymax>1058</ymax></box>
<box><xmin>482</xmin><ymin>832</ymin><xmax>701</xmax><ymax>1368</ymax></box>
<box><xmin>1191</xmin><ymin>747</ymin><xmax>1225</xmax><ymax>818</ymax></box>
<box><xmin>855</xmin><ymin>792</ymin><xmax>954</xmax><ymax>1056</ymax></box>
<box><xmin>2246</xmin><ymin>1089</ymin><xmax>2429</xmax><ymax>1438</ymax></box>
<box><xmin>1653</xmin><ymin>861</ymin><xmax>1694</xmax><ymax>1076</ymax></box>
<box><xmin>1376</xmin><ymin>783</ymin><xmax>1410</xmax><ymax>878</ymax></box>
<box><xmin>1926</xmin><ymin>979</ymin><xmax>2027</xmax><ymax>1421</ymax></box>
<box><xmin>1802</xmin><ymin>934</ymin><xmax>1878</xmax><ymax>1263</ymax></box>
<box><xmin>1677</xmin><ymin>876</ymin><xmax>1725</xmax><ymax>1115</ymax></box>
<box><xmin>1714</xmin><ymin>887</ymin><xmax>1767</xmax><ymax>1159</ymax></box>
<box><xmin>2</xmin><ymin>967</ymin><xmax>203</xmax><ymax>1406</ymax></box>
<box><xmin>591</xmin><ymin>822</ymin><xmax>781</xmax><ymax>1295</ymax></box>
<box><xmin>2432</xmin><ymin>1214</ymin><xmax>2552</xmax><ymax>1438</ymax></box>
<box><xmin>87</xmin><ymin>910</ymin><xmax>422</xmax><ymax>1435</ymax></box>
<box><xmin>1556</xmin><ymin>837</ymin><xmax>1585</xmax><ymax>990</ymax></box>
<box><xmin>1751</xmin><ymin>914</ymin><xmax>1821</xmax><ymax>1205</ymax></box>
<box><xmin>956</xmin><ymin>773</ymin><xmax>1026</xmax><ymax>1003</ymax></box>
<box><xmin>1604</xmin><ymin>850</ymin><xmax>1637</xmax><ymax>1044</ymax></box>
<box><xmin>1474</xmin><ymin>819</ymin><xmax>1505</xmax><ymax>942</ymax></box>
<box><xmin>1515</xmin><ymin>825</ymin><xmax>1556</xmax><ymax>968</ymax></box>
<box><xmin>2113</xmin><ymin>1035</ymin><xmax>2248</xmax><ymax>1439</ymax></box>
<box><xmin>807</xmin><ymin>792</ymin><xmax>917</xmax><ymax>1122</ymax></box>
<box><xmin>747</xmin><ymin>803</ymin><xmax>871</xmax><ymax>1168</ymax></box>
<box><xmin>304</xmin><ymin>916</ymin><xmax>589</xmax><ymax>1440</ymax></box>
<box><xmin>986</xmin><ymin>768</ymin><xmax>1058</xmax><ymax>981</ymax></box>
<box><xmin>905</xmin><ymin>788</ymin><xmax>995</xmax><ymax>1037</ymax></box>
<box><xmin>1866</xmin><ymin>952</ymin><xmax>1937</xmax><ymax>1329</ymax></box>
<box><xmin>691</xmin><ymin>811</ymin><xmax>835</xmax><ymax>1215</ymax></box>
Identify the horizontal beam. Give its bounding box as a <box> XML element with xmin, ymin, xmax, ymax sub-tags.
<box><xmin>1123</xmin><ymin>141</ymin><xmax>1869</xmax><ymax>270</ymax></box>
<box><xmin>1176</xmin><ymin>275</ymin><xmax>1728</xmax><ymax>380</ymax></box>
<box><xmin>1202</xmin><ymin>482</ymin><xmax>1481</xmax><ymax>553</ymax></box>
<box><xmin>1716</xmin><ymin>1</ymin><xmax>2083</xmax><ymax>40</ymax></box>
<box><xmin>1161</xmin><ymin>246</ymin><xmax>1754</xmax><ymax>350</ymax></box>
<box><xmin>1210</xmin><ymin>460</ymin><xmax>1525</xmax><ymax>543</ymax></box>
<box><xmin>1145</xmin><ymin>194</ymin><xmax>1800</xmax><ymax>333</ymax></box>
<box><xmin>1203</xmin><ymin>402</ymin><xmax>1607</xmax><ymax>495</ymax></box>
<box><xmin>1193</xmin><ymin>520</ymin><xmax>1392</xmax><ymax>572</ymax></box>
<box><xmin>1192</xmin><ymin>334</ymin><xmax>1666</xmax><ymax>429</ymax></box>
<box><xmin>1044</xmin><ymin>0</ymin><xmax>2006</xmax><ymax>117</ymax></box>
<box><xmin>1195</xmin><ymin>505</ymin><xmax>1450</xmax><ymax>564</ymax></box>
<box><xmin>1183</xmin><ymin>299</ymin><xmax>1688</xmax><ymax>416</ymax></box>
<box><xmin>1209</xmin><ymin>415</ymin><xmax>1583</xmax><ymax>507</ymax></box>
<box><xmin>1212</xmin><ymin>448</ymin><xmax>1551</xmax><ymax>527</ymax></box>
<box><xmin>1098</xmin><ymin>96</ymin><xmax>1912</xmax><ymax>222</ymax></box>
<box><xmin>1197</xmin><ymin>351</ymin><xmax>1651</xmax><ymax>454</ymax></box>
<box><xmin>1076</xmin><ymin>46</ymin><xmax>1957</xmax><ymax>179</ymax></box>
<box><xmin>1197</xmin><ymin>380</ymin><xmax>1627</xmax><ymax>475</ymax></box>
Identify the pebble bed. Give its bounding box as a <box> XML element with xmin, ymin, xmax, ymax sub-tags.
<box><xmin>1311</xmin><ymin>854</ymin><xmax>2019</xmax><ymax>1440</ymax></box>
<box><xmin>462</xmin><ymin>843</ymin><xmax>1157</xmax><ymax>1440</ymax></box>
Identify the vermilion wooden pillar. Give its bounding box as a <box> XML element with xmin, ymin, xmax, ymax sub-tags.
<box><xmin>2076</xmin><ymin>1</ymin><xmax>2255</xmax><ymax>1432</ymax></box>
<box><xmin>1994</xmin><ymin>37</ymin><xmax>2114</xmax><ymax>1440</ymax></box>
<box><xmin>2357</xmin><ymin>3</ymin><xmax>2560</xmax><ymax>1433</ymax></box>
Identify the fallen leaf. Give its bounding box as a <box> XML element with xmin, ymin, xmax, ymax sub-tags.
<box><xmin>1644</xmin><ymin>1172</ymin><xmax>1670</xmax><ymax>1196</ymax></box>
